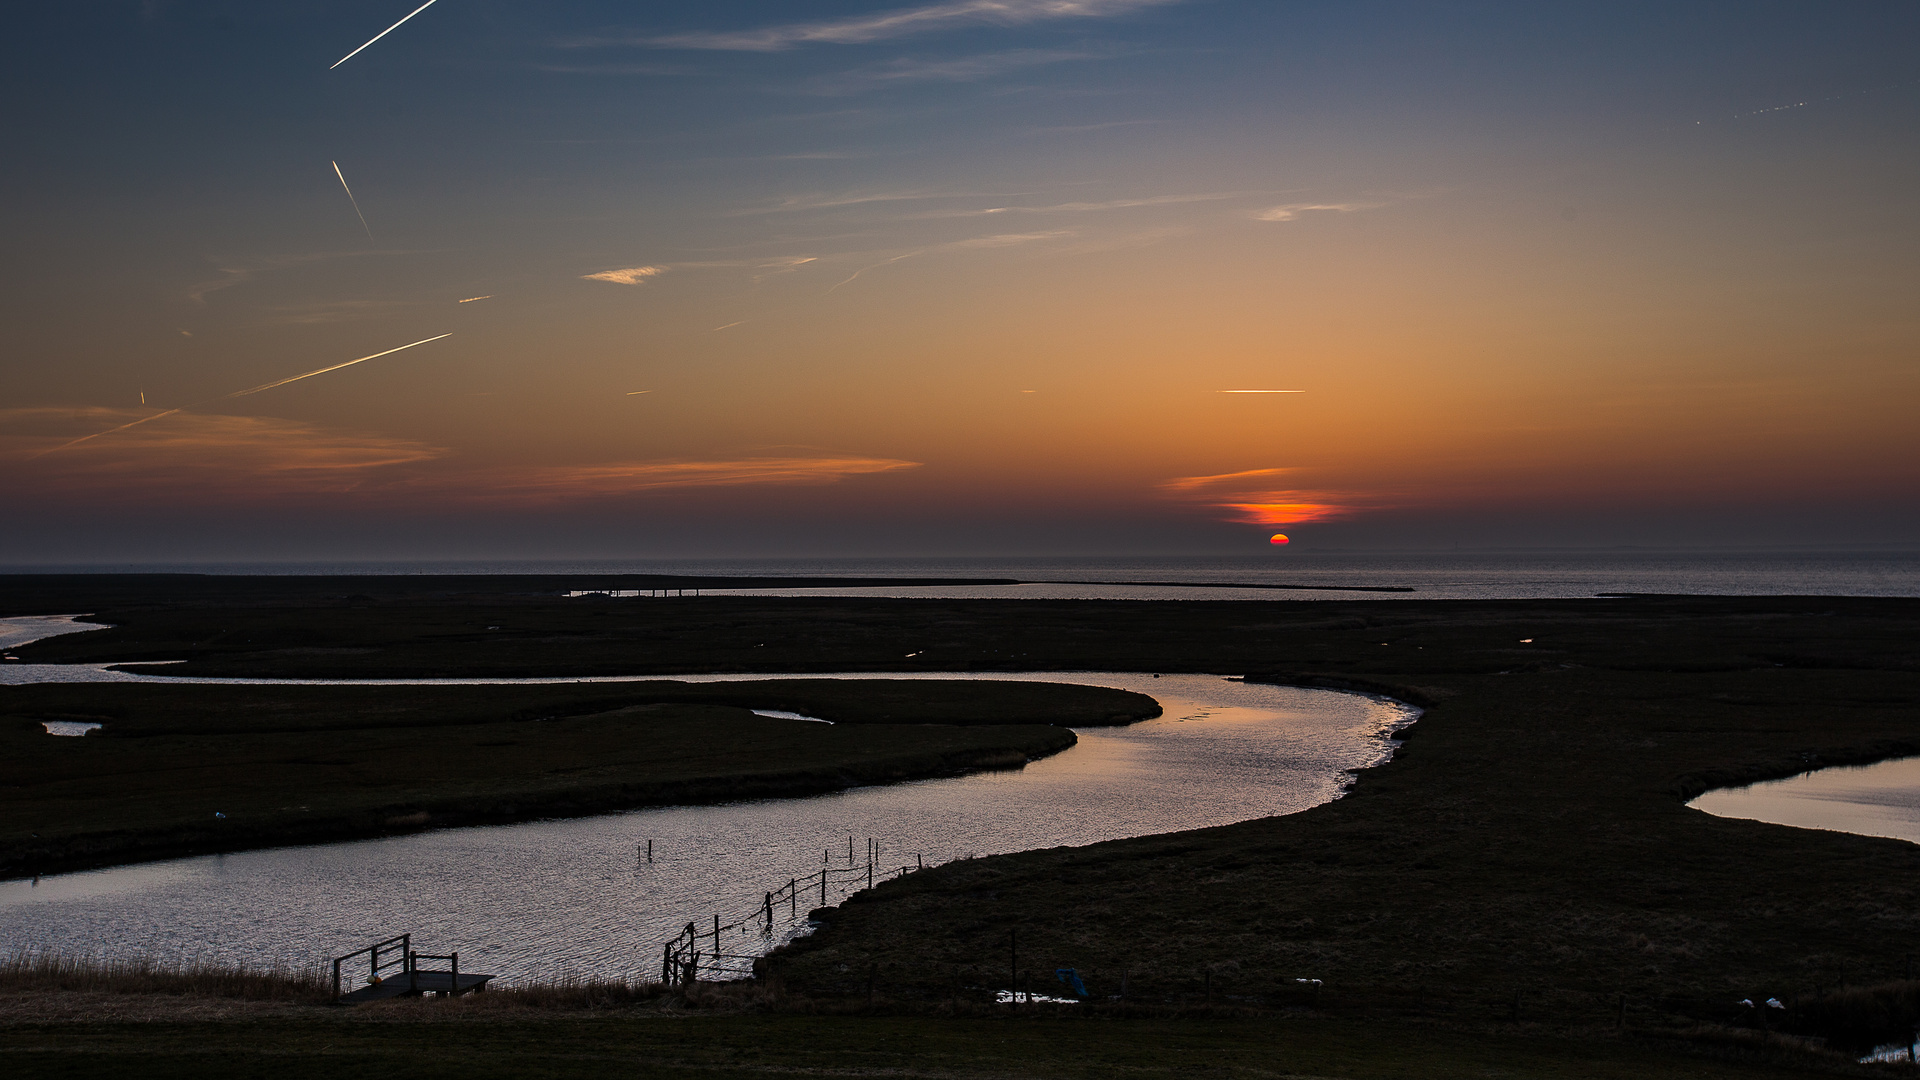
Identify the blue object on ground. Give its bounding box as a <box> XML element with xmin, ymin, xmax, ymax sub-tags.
<box><xmin>1055</xmin><ymin>968</ymin><xmax>1088</xmax><ymax>997</ymax></box>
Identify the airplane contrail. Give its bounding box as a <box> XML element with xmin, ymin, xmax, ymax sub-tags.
<box><xmin>1217</xmin><ymin>389</ymin><xmax>1305</xmax><ymax>393</ymax></box>
<box><xmin>332</xmin><ymin>161</ymin><xmax>373</xmax><ymax>239</ymax></box>
<box><xmin>331</xmin><ymin>0</ymin><xmax>444</xmax><ymax>70</ymax></box>
<box><xmin>457</xmin><ymin>295</ymin><xmax>492</xmax><ymax>303</ymax></box>
<box><xmin>37</xmin><ymin>334</ymin><xmax>451</xmax><ymax>457</ymax></box>
<box><xmin>226</xmin><ymin>334</ymin><xmax>451</xmax><ymax>399</ymax></box>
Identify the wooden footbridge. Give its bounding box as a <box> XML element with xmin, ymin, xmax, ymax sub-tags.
<box><xmin>332</xmin><ymin>934</ymin><xmax>493</xmax><ymax>1004</ymax></box>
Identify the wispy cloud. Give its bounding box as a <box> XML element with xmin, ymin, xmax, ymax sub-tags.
<box><xmin>1160</xmin><ymin>468</ymin><xmax>1365</xmax><ymax>527</ymax></box>
<box><xmin>1254</xmin><ymin>202</ymin><xmax>1380</xmax><ymax>223</ymax></box>
<box><xmin>1025</xmin><ymin>118</ymin><xmax>1159</xmax><ymax>134</ymax></box>
<box><xmin>4</xmin><ymin>410</ymin><xmax>920</xmax><ymax>507</ymax></box>
<box><xmin>915</xmin><ymin>192</ymin><xmax>1240</xmax><ymax>218</ymax></box>
<box><xmin>272</xmin><ymin>299</ymin><xmax>417</xmax><ymax>325</ymax></box>
<box><xmin>586</xmin><ymin>0</ymin><xmax>1182</xmax><ymax>52</ymax></box>
<box><xmin>467</xmin><ymin>455</ymin><xmax>923</xmax><ymax>502</ymax></box>
<box><xmin>582</xmin><ymin>265</ymin><xmax>669</xmax><ymax>285</ymax></box>
<box><xmin>950</xmin><ymin>230</ymin><xmax>1072</xmax><ymax>248</ymax></box>
<box><xmin>832</xmin><ymin>230</ymin><xmax>1071</xmax><ymax>288</ymax></box>
<box><xmin>531</xmin><ymin>63</ymin><xmax>696</xmax><ymax>76</ymax></box>
<box><xmin>733</xmin><ymin>189</ymin><xmax>1031</xmax><ymax>215</ymax></box>
<box><xmin>2</xmin><ymin>408</ymin><xmax>445</xmax><ymax>502</ymax></box>
<box><xmin>187</xmin><ymin>251</ymin><xmax>403</xmax><ymax>303</ymax></box>
<box><xmin>819</xmin><ymin>47</ymin><xmax>1112</xmax><ymax>89</ymax></box>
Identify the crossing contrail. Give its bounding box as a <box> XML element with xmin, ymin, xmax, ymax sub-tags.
<box><xmin>331</xmin><ymin>0</ymin><xmax>445</xmax><ymax>70</ymax></box>
<box><xmin>38</xmin><ymin>334</ymin><xmax>452</xmax><ymax>456</ymax></box>
<box><xmin>332</xmin><ymin>161</ymin><xmax>373</xmax><ymax>239</ymax></box>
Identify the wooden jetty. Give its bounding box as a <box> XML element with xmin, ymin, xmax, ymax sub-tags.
<box><xmin>332</xmin><ymin>934</ymin><xmax>493</xmax><ymax>1004</ymax></box>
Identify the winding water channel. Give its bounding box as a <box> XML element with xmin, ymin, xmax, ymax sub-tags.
<box><xmin>0</xmin><ymin>616</ymin><xmax>1416</xmax><ymax>983</ymax></box>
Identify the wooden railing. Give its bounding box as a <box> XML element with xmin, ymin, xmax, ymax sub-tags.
<box><xmin>332</xmin><ymin>933</ymin><xmax>410</xmax><ymax>1002</ymax></box>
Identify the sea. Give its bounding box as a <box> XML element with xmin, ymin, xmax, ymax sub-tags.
<box><xmin>6</xmin><ymin>550</ymin><xmax>1918</xmax><ymax>601</ymax></box>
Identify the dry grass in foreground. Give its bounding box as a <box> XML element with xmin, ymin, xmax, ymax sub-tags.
<box><xmin>0</xmin><ymin>951</ymin><xmax>796</xmax><ymax>1021</ymax></box>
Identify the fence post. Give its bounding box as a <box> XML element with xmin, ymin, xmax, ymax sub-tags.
<box><xmin>790</xmin><ymin>879</ymin><xmax>797</xmax><ymax>917</ymax></box>
<box><xmin>713</xmin><ymin>913</ymin><xmax>721</xmax><ymax>954</ymax></box>
<box><xmin>332</xmin><ymin>958</ymin><xmax>342</xmax><ymax>1002</ymax></box>
<box><xmin>820</xmin><ymin>868</ymin><xmax>827</xmax><ymax>905</ymax></box>
<box><xmin>1009</xmin><ymin>928</ymin><xmax>1017</xmax><ymax>1010</ymax></box>
<box><xmin>868</xmin><ymin>860</ymin><xmax>873</xmax><ymax>889</ymax></box>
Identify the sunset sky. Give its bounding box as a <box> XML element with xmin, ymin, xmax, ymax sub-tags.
<box><xmin>3</xmin><ymin>1</ymin><xmax>1917</xmax><ymax>560</ymax></box>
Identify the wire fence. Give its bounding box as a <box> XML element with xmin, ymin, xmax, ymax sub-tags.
<box><xmin>659</xmin><ymin>837</ymin><xmax>924</xmax><ymax>984</ymax></box>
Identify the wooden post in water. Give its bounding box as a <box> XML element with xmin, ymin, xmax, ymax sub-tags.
<box><xmin>790</xmin><ymin>879</ymin><xmax>797</xmax><ymax>917</ymax></box>
<box><xmin>849</xmin><ymin>835</ymin><xmax>854</xmax><ymax>863</ymax></box>
<box><xmin>764</xmin><ymin>891</ymin><xmax>773</xmax><ymax>928</ymax></box>
<box><xmin>713</xmin><ymin>913</ymin><xmax>721</xmax><ymax>955</ymax></box>
<box><xmin>648</xmin><ymin>839</ymin><xmax>653</xmax><ymax>863</ymax></box>
<box><xmin>916</xmin><ymin>852</ymin><xmax>923</xmax><ymax>870</ymax></box>
<box><xmin>820</xmin><ymin>867</ymin><xmax>827</xmax><ymax>905</ymax></box>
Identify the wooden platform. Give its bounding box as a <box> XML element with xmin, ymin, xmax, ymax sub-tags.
<box><xmin>337</xmin><ymin>971</ymin><xmax>493</xmax><ymax>1004</ymax></box>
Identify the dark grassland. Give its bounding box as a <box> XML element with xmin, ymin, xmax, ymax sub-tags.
<box><xmin>0</xmin><ymin>679</ymin><xmax>1157</xmax><ymax>878</ymax></box>
<box><xmin>4</xmin><ymin>576</ymin><xmax>1920</xmax><ymax>1076</ymax></box>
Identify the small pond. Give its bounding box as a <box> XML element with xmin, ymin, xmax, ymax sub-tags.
<box><xmin>1690</xmin><ymin>757</ymin><xmax>1920</xmax><ymax>847</ymax></box>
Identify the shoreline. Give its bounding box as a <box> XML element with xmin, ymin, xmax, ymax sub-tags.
<box><xmin>2</xmin><ymin>732</ymin><xmax>1073</xmax><ymax>882</ymax></box>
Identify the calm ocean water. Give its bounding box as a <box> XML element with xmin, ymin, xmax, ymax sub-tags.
<box><xmin>7</xmin><ymin>550</ymin><xmax>1917</xmax><ymax>600</ymax></box>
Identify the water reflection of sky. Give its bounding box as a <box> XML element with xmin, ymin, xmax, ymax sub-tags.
<box><xmin>1691</xmin><ymin>757</ymin><xmax>1920</xmax><ymax>846</ymax></box>
<box><xmin>0</xmin><ymin>673</ymin><xmax>1415</xmax><ymax>985</ymax></box>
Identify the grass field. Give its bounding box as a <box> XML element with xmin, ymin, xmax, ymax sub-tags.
<box><xmin>0</xmin><ymin>958</ymin><xmax>1865</xmax><ymax>1080</ymax></box>
<box><xmin>0</xmin><ymin>679</ymin><xmax>1157</xmax><ymax>877</ymax></box>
